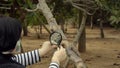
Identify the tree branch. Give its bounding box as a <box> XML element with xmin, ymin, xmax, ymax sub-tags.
<box><xmin>67</xmin><ymin>0</ymin><xmax>98</xmax><ymax>15</ymax></box>
<box><xmin>25</xmin><ymin>4</ymin><xmax>39</xmax><ymax>12</ymax></box>
<box><xmin>72</xmin><ymin>4</ymin><xmax>93</xmax><ymax>15</ymax></box>
<box><xmin>63</xmin><ymin>12</ymin><xmax>87</xmax><ymax>68</ymax></box>
<box><xmin>0</xmin><ymin>7</ymin><xmax>15</xmax><ymax>10</ymax></box>
<box><xmin>73</xmin><ymin>2</ymin><xmax>98</xmax><ymax>10</ymax></box>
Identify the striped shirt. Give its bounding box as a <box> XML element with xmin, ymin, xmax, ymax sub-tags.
<box><xmin>49</xmin><ymin>63</ymin><xmax>59</xmax><ymax>68</ymax></box>
<box><xmin>12</xmin><ymin>50</ymin><xmax>40</xmax><ymax>66</ymax></box>
<box><xmin>12</xmin><ymin>49</ymin><xmax>59</xmax><ymax>68</ymax></box>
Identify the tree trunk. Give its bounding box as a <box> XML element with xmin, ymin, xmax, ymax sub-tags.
<box><xmin>10</xmin><ymin>4</ymin><xmax>15</xmax><ymax>17</ymax></box>
<box><xmin>38</xmin><ymin>0</ymin><xmax>66</xmax><ymax>39</ymax></box>
<box><xmin>100</xmin><ymin>20</ymin><xmax>104</xmax><ymax>38</ymax></box>
<box><xmin>65</xmin><ymin>12</ymin><xmax>87</xmax><ymax>68</ymax></box>
<box><xmin>19</xmin><ymin>9</ymin><xmax>28</xmax><ymax>36</ymax></box>
<box><xmin>72</xmin><ymin>22</ymin><xmax>76</xmax><ymax>28</ymax></box>
<box><xmin>9</xmin><ymin>0</ymin><xmax>17</xmax><ymax>17</ymax></box>
<box><xmin>37</xmin><ymin>23</ymin><xmax>42</xmax><ymax>39</ymax></box>
<box><xmin>20</xmin><ymin>42</ymin><xmax>24</xmax><ymax>53</ymax></box>
<box><xmin>64</xmin><ymin>22</ymin><xmax>67</xmax><ymax>33</ymax></box>
<box><xmin>34</xmin><ymin>26</ymin><xmax>41</xmax><ymax>39</ymax></box>
<box><xmin>40</xmin><ymin>24</ymin><xmax>42</xmax><ymax>34</ymax></box>
<box><xmin>23</xmin><ymin>22</ymin><xmax>28</xmax><ymax>36</ymax></box>
<box><xmin>78</xmin><ymin>28</ymin><xmax>86</xmax><ymax>52</ymax></box>
<box><xmin>78</xmin><ymin>11</ymin><xmax>87</xmax><ymax>53</ymax></box>
<box><xmin>90</xmin><ymin>16</ymin><xmax>93</xmax><ymax>29</ymax></box>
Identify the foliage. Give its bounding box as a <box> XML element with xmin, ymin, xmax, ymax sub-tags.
<box><xmin>25</xmin><ymin>11</ymin><xmax>47</xmax><ymax>26</ymax></box>
<box><xmin>49</xmin><ymin>0</ymin><xmax>79</xmax><ymax>25</ymax></box>
<box><xmin>109</xmin><ymin>14</ymin><xmax>120</xmax><ymax>24</ymax></box>
<box><xmin>95</xmin><ymin>0</ymin><xmax>120</xmax><ymax>28</ymax></box>
<box><xmin>23</xmin><ymin>0</ymin><xmax>47</xmax><ymax>26</ymax></box>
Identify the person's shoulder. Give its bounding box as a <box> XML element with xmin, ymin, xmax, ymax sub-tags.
<box><xmin>0</xmin><ymin>63</ymin><xmax>25</xmax><ymax>68</ymax></box>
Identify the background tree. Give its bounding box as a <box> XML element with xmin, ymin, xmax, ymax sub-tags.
<box><xmin>66</xmin><ymin>0</ymin><xmax>98</xmax><ymax>53</ymax></box>
<box><xmin>95</xmin><ymin>0</ymin><xmax>120</xmax><ymax>29</ymax></box>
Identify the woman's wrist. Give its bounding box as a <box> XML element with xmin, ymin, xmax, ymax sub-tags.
<box><xmin>51</xmin><ymin>57</ymin><xmax>60</xmax><ymax>65</ymax></box>
<box><xmin>38</xmin><ymin>49</ymin><xmax>45</xmax><ymax>57</ymax></box>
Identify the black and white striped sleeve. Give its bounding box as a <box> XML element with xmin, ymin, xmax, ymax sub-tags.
<box><xmin>12</xmin><ymin>49</ymin><xmax>41</xmax><ymax>66</ymax></box>
<box><xmin>49</xmin><ymin>63</ymin><xmax>59</xmax><ymax>68</ymax></box>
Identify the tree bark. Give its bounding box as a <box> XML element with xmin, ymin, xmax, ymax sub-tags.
<box><xmin>78</xmin><ymin>28</ymin><xmax>86</xmax><ymax>52</ymax></box>
<box><xmin>19</xmin><ymin>9</ymin><xmax>28</xmax><ymax>36</ymax></box>
<box><xmin>100</xmin><ymin>20</ymin><xmax>104</xmax><ymax>38</ymax></box>
<box><xmin>90</xmin><ymin>16</ymin><xmax>93</xmax><ymax>29</ymax></box>
<box><xmin>23</xmin><ymin>23</ymin><xmax>28</xmax><ymax>36</ymax></box>
<box><xmin>20</xmin><ymin>41</ymin><xmax>24</xmax><ymax>53</ymax></box>
<box><xmin>38</xmin><ymin>0</ymin><xmax>66</xmax><ymax>39</ymax></box>
<box><xmin>64</xmin><ymin>22</ymin><xmax>68</xmax><ymax>33</ymax></box>
<box><xmin>72</xmin><ymin>22</ymin><xmax>76</xmax><ymax>28</ymax></box>
<box><xmin>78</xmin><ymin>11</ymin><xmax>86</xmax><ymax>53</ymax></box>
<box><xmin>40</xmin><ymin>24</ymin><xmax>42</xmax><ymax>34</ymax></box>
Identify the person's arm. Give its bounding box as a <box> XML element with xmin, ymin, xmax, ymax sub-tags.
<box><xmin>12</xmin><ymin>49</ymin><xmax>40</xmax><ymax>66</ymax></box>
<box><xmin>12</xmin><ymin>41</ymin><xmax>56</xmax><ymax>66</ymax></box>
<box><xmin>11</xmin><ymin>41</ymin><xmax>67</xmax><ymax>67</ymax></box>
<box><xmin>49</xmin><ymin>46</ymin><xmax>67</xmax><ymax>68</ymax></box>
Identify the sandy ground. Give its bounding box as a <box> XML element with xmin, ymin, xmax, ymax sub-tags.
<box><xmin>21</xmin><ymin>26</ymin><xmax>120</xmax><ymax>68</ymax></box>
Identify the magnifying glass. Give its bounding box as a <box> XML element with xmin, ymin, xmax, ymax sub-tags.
<box><xmin>49</xmin><ymin>32</ymin><xmax>62</xmax><ymax>47</ymax></box>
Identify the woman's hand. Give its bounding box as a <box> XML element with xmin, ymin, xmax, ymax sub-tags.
<box><xmin>61</xmin><ymin>40</ymin><xmax>69</xmax><ymax>48</ymax></box>
<box><xmin>39</xmin><ymin>41</ymin><xmax>57</xmax><ymax>57</ymax></box>
<box><xmin>51</xmin><ymin>46</ymin><xmax>67</xmax><ymax>65</ymax></box>
<box><xmin>38</xmin><ymin>40</ymin><xmax>69</xmax><ymax>57</ymax></box>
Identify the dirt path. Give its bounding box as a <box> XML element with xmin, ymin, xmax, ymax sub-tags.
<box><xmin>83</xmin><ymin>27</ymin><xmax>120</xmax><ymax>68</ymax></box>
<box><xmin>21</xmin><ymin>26</ymin><xmax>120</xmax><ymax>68</ymax></box>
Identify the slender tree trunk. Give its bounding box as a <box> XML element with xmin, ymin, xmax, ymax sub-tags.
<box><xmin>37</xmin><ymin>23</ymin><xmax>42</xmax><ymax>39</ymax></box>
<box><xmin>64</xmin><ymin>12</ymin><xmax>87</xmax><ymax>68</ymax></box>
<box><xmin>99</xmin><ymin>10</ymin><xmax>105</xmax><ymax>38</ymax></box>
<box><xmin>90</xmin><ymin>16</ymin><xmax>93</xmax><ymax>29</ymax></box>
<box><xmin>9</xmin><ymin>0</ymin><xmax>17</xmax><ymax>17</ymax></box>
<box><xmin>78</xmin><ymin>28</ymin><xmax>86</xmax><ymax>52</ymax></box>
<box><xmin>61</xmin><ymin>23</ymin><xmax>65</xmax><ymax>33</ymax></box>
<box><xmin>20</xmin><ymin>42</ymin><xmax>24</xmax><ymax>53</ymax></box>
<box><xmin>19</xmin><ymin>9</ymin><xmax>28</xmax><ymax>36</ymax></box>
<box><xmin>72</xmin><ymin>22</ymin><xmax>76</xmax><ymax>28</ymax></box>
<box><xmin>100</xmin><ymin>20</ymin><xmax>104</xmax><ymax>38</ymax></box>
<box><xmin>10</xmin><ymin>5</ymin><xmax>15</xmax><ymax>17</ymax></box>
<box><xmin>78</xmin><ymin>11</ymin><xmax>87</xmax><ymax>53</ymax></box>
<box><xmin>37</xmin><ymin>27</ymin><xmax>40</xmax><ymax>39</ymax></box>
<box><xmin>78</xmin><ymin>11</ymin><xmax>82</xmax><ymax>28</ymax></box>
<box><xmin>40</xmin><ymin>24</ymin><xmax>42</xmax><ymax>34</ymax></box>
<box><xmin>23</xmin><ymin>23</ymin><xmax>28</xmax><ymax>36</ymax></box>
<box><xmin>64</xmin><ymin>22</ymin><xmax>67</xmax><ymax>33</ymax></box>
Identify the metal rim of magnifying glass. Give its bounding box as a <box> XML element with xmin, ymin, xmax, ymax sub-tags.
<box><xmin>49</xmin><ymin>31</ymin><xmax>62</xmax><ymax>46</ymax></box>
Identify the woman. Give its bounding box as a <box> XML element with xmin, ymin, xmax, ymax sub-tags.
<box><xmin>0</xmin><ymin>16</ymin><xmax>67</xmax><ymax>68</ymax></box>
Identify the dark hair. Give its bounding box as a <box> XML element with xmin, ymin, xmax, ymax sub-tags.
<box><xmin>0</xmin><ymin>16</ymin><xmax>22</xmax><ymax>52</ymax></box>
